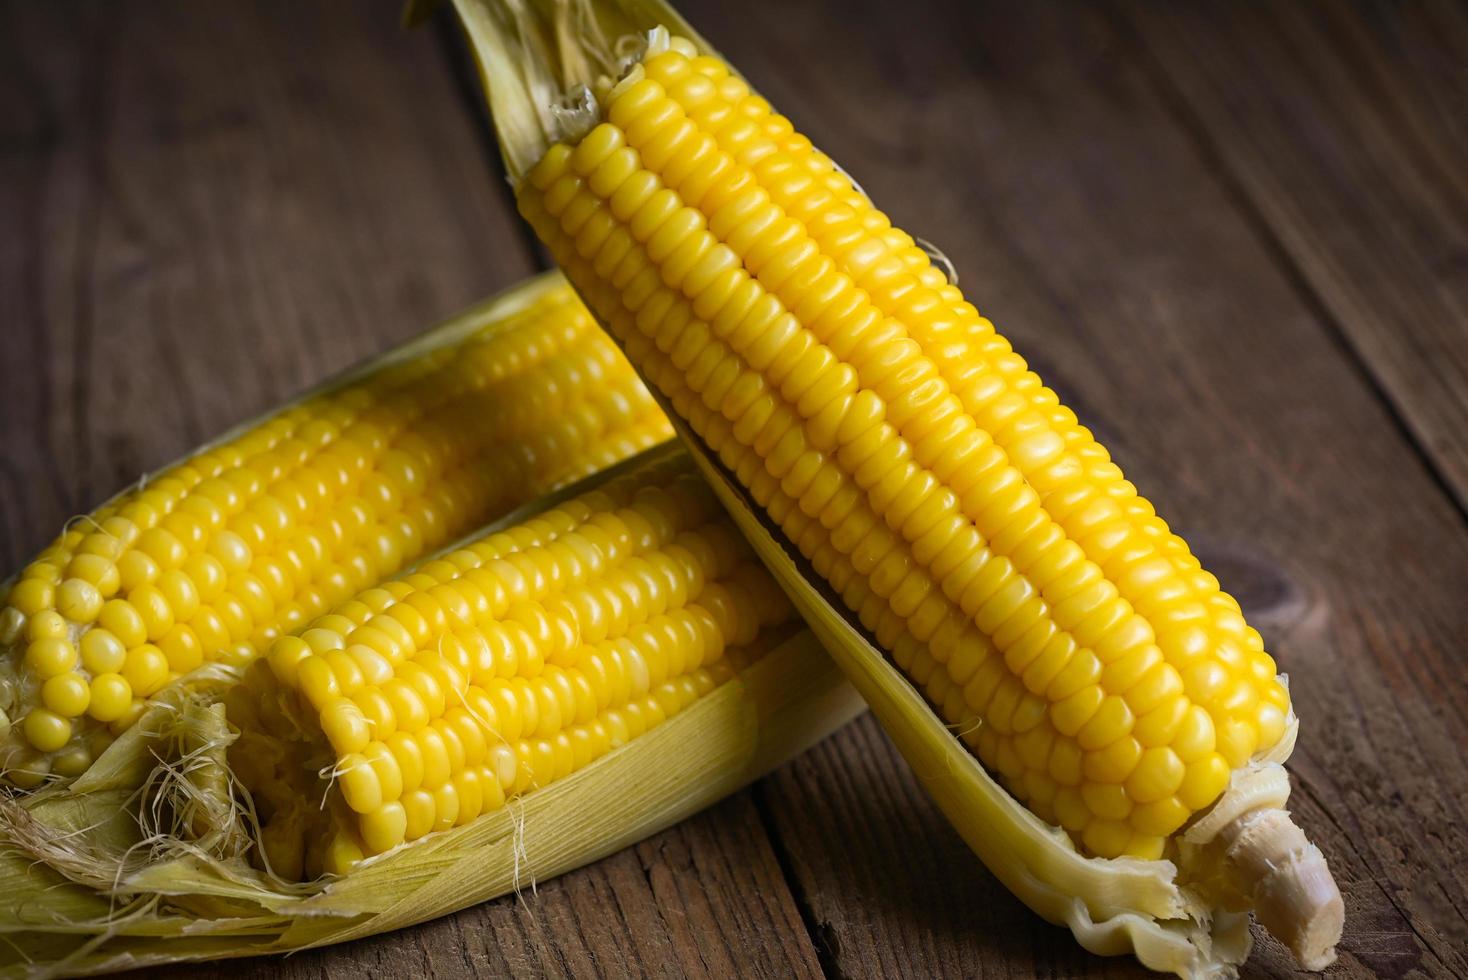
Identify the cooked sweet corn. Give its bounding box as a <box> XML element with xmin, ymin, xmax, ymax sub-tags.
<box><xmin>0</xmin><ymin>441</ymin><xmax>861</xmax><ymax>974</ymax></box>
<box><xmin>452</xmin><ymin>1</ymin><xmax>1341</xmax><ymax>971</ymax></box>
<box><xmin>0</xmin><ymin>279</ymin><xmax>672</xmax><ymax>787</ymax></box>
<box><xmin>229</xmin><ymin>452</ymin><xmax>797</xmax><ymax>879</ymax></box>
<box><xmin>513</xmin><ymin>39</ymin><xmax>1287</xmax><ymax>863</ymax></box>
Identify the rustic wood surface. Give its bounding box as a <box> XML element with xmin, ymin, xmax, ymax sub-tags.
<box><xmin>1</xmin><ymin>1</ymin><xmax>1464</xmax><ymax>978</ymax></box>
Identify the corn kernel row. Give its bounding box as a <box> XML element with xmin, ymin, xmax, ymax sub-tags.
<box><xmin>0</xmin><ymin>287</ymin><xmax>673</xmax><ymax>786</ymax></box>
<box><xmin>512</xmin><ymin>38</ymin><xmax>1290</xmax><ymax>858</ymax></box>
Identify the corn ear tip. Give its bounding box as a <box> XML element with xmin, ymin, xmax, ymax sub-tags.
<box><xmin>1219</xmin><ymin>806</ymin><xmax>1343</xmax><ymax>971</ymax></box>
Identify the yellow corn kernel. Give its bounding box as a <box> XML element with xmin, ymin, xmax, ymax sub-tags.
<box><xmin>78</xmin><ymin>629</ymin><xmax>127</xmax><ymax>674</ymax></box>
<box><xmin>23</xmin><ymin>709</ymin><xmax>71</xmax><ymax>753</ymax></box>
<box><xmin>87</xmin><ymin>674</ymin><xmax>133</xmax><ymax>723</ymax></box>
<box><xmin>322</xmin><ymin>832</ymin><xmax>368</xmax><ymax>876</ymax></box>
<box><xmin>117</xmin><ymin>551</ymin><xmax>160</xmax><ymax>592</ymax></box>
<box><xmin>8</xmin><ymin>579</ymin><xmax>54</xmax><ymax>617</ymax></box>
<box><xmin>25</xmin><ymin>638</ymin><xmax>76</xmax><ymax>679</ymax></box>
<box><xmin>26</xmin><ymin>611</ymin><xmax>69</xmax><ymax>643</ymax></box>
<box><xmin>98</xmin><ymin>599</ymin><xmax>147</xmax><ymax>649</ymax></box>
<box><xmin>40</xmin><ymin>673</ymin><xmax>91</xmax><ymax>718</ymax></box>
<box><xmin>122</xmin><ymin>645</ymin><xmax>170</xmax><ymax>697</ymax></box>
<box><xmin>54</xmin><ymin>578</ymin><xmax>104</xmax><ymax>624</ymax></box>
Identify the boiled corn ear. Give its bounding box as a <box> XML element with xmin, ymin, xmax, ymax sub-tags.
<box><xmin>0</xmin><ymin>416</ymin><xmax>860</xmax><ymax>977</ymax></box>
<box><xmin>0</xmin><ymin>274</ymin><xmax>672</xmax><ymax>788</ymax></box>
<box><xmin>452</xmin><ymin>2</ymin><xmax>1343</xmax><ymax>975</ymax></box>
<box><xmin>231</xmin><ymin>450</ymin><xmax>801</xmax><ymax>879</ymax></box>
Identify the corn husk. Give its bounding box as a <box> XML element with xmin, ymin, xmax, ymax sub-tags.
<box><xmin>0</xmin><ymin>629</ymin><xmax>857</xmax><ymax>978</ymax></box>
<box><xmin>0</xmin><ymin>319</ymin><xmax>865</xmax><ymax>976</ymax></box>
<box><xmin>447</xmin><ymin>2</ymin><xmax>1337</xmax><ymax>976</ymax></box>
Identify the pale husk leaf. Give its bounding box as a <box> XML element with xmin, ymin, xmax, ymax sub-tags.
<box><xmin>0</xmin><ymin>583</ymin><xmax>860</xmax><ymax>979</ymax></box>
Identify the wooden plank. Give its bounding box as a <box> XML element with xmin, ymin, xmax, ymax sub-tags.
<box><xmin>150</xmin><ymin>796</ymin><xmax>822</xmax><ymax>980</ymax></box>
<box><xmin>670</xmin><ymin>0</ymin><xmax>1468</xmax><ymax>976</ymax></box>
<box><xmin>757</xmin><ymin>716</ymin><xmax>1143</xmax><ymax>979</ymax></box>
<box><xmin>1114</xmin><ymin>0</ymin><xmax>1468</xmax><ymax>511</ymax></box>
<box><xmin>0</xmin><ymin>2</ymin><xmax>823</xmax><ymax>977</ymax></box>
<box><xmin>0</xmin><ymin>0</ymin><xmax>529</xmax><ymax>568</ymax></box>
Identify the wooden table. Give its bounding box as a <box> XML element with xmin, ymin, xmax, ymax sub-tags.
<box><xmin>3</xmin><ymin>2</ymin><xmax>1465</xmax><ymax>977</ymax></box>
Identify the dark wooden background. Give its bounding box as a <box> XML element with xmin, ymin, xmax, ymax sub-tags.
<box><xmin>3</xmin><ymin>2</ymin><xmax>1465</xmax><ymax>977</ymax></box>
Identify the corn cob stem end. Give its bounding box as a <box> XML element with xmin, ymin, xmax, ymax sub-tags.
<box><xmin>1220</xmin><ymin>807</ymin><xmax>1343</xmax><ymax>970</ymax></box>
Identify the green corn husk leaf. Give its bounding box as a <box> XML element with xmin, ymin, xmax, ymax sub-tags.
<box><xmin>0</xmin><ymin>444</ymin><xmax>865</xmax><ymax>979</ymax></box>
<box><xmin>446</xmin><ymin>2</ymin><xmax>1328</xmax><ymax>977</ymax></box>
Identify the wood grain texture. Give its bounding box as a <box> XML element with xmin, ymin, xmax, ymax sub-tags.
<box><xmin>674</xmin><ymin>0</ymin><xmax>1468</xmax><ymax>976</ymax></box>
<box><xmin>1114</xmin><ymin>0</ymin><xmax>1468</xmax><ymax>513</ymax></box>
<box><xmin>5</xmin><ymin>0</ymin><xmax>1468</xmax><ymax>978</ymax></box>
<box><xmin>0</xmin><ymin>0</ymin><xmax>527</xmax><ymax>568</ymax></box>
<box><xmin>148</xmin><ymin>796</ymin><xmax>822</xmax><ymax>980</ymax></box>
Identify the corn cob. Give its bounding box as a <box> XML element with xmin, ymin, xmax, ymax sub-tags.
<box><xmin>452</xmin><ymin>2</ymin><xmax>1342</xmax><ymax>974</ymax></box>
<box><xmin>0</xmin><ymin>444</ymin><xmax>860</xmax><ymax>978</ymax></box>
<box><xmin>230</xmin><ymin>451</ymin><xmax>799</xmax><ymax>880</ymax></box>
<box><xmin>0</xmin><ymin>275</ymin><xmax>672</xmax><ymax>788</ymax></box>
